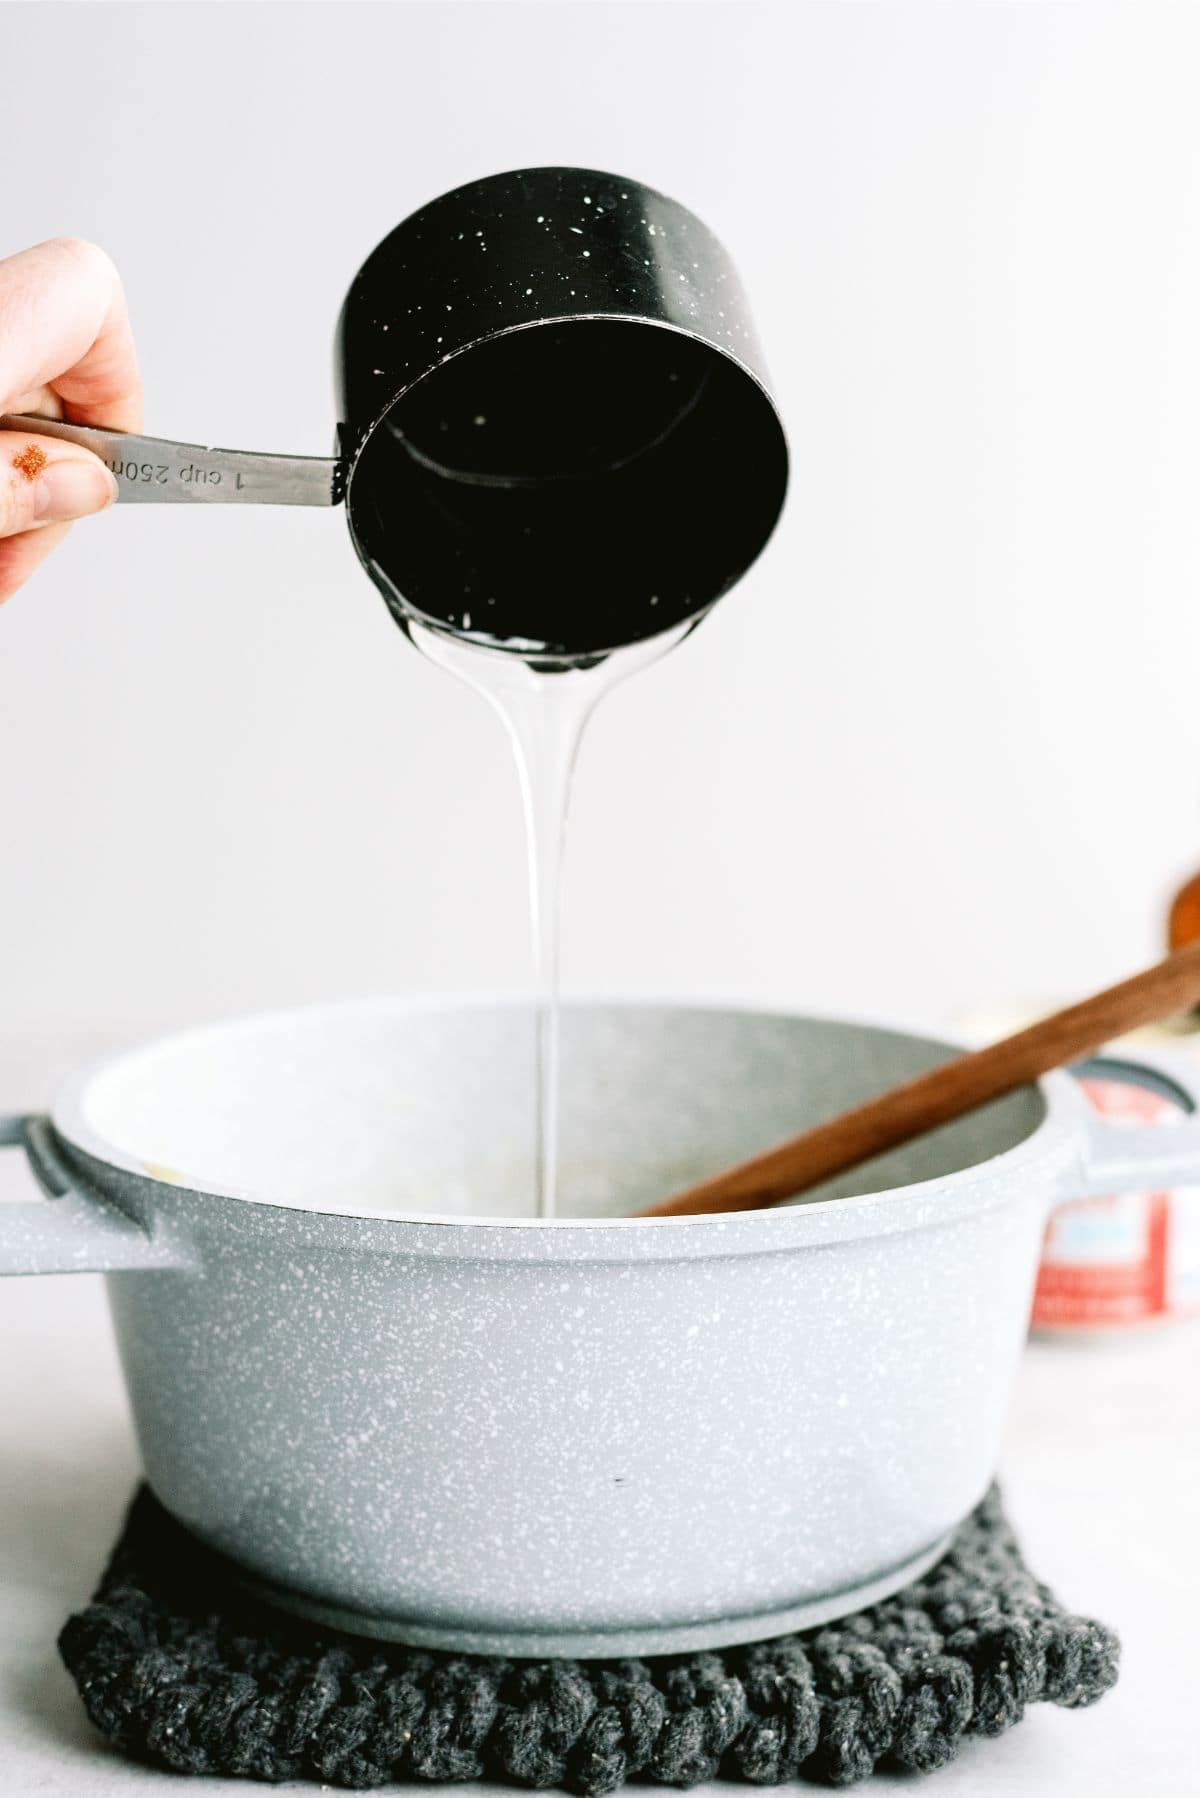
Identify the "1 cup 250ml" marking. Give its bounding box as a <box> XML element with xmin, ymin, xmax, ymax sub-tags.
<box><xmin>106</xmin><ymin>457</ymin><xmax>248</xmax><ymax>491</ymax></box>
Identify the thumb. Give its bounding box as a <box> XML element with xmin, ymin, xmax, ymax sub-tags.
<box><xmin>0</xmin><ymin>430</ymin><xmax>118</xmax><ymax>538</ymax></box>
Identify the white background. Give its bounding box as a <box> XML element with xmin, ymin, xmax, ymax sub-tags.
<box><xmin>2</xmin><ymin>13</ymin><xmax>1199</xmax><ymax>1796</ymax></box>
<box><xmin>1</xmin><ymin>1</ymin><xmax>1199</xmax><ymax>1050</ymax></box>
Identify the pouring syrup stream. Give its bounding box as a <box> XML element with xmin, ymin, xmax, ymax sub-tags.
<box><xmin>404</xmin><ymin>618</ymin><xmax>693</xmax><ymax>1218</ymax></box>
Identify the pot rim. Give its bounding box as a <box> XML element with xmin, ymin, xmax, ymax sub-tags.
<box><xmin>48</xmin><ymin>992</ymin><xmax>1083</xmax><ymax>1237</ymax></box>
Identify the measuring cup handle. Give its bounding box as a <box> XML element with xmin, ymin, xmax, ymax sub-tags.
<box><xmin>0</xmin><ymin>415</ymin><xmax>346</xmax><ymax>507</ymax></box>
<box><xmin>0</xmin><ymin>1115</ymin><xmax>184</xmax><ymax>1275</ymax></box>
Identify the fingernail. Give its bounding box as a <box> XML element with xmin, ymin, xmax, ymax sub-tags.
<box><xmin>34</xmin><ymin>460</ymin><xmax>120</xmax><ymax>523</ymax></box>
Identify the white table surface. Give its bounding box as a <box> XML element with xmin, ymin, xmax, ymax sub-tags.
<box><xmin>2</xmin><ymin>1035</ymin><xmax>1198</xmax><ymax>1796</ymax></box>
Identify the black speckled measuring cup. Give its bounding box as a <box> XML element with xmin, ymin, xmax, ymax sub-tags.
<box><xmin>1</xmin><ymin>168</ymin><xmax>788</xmax><ymax>659</ymax></box>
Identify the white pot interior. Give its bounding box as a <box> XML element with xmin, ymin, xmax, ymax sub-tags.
<box><xmin>61</xmin><ymin>1000</ymin><xmax>1046</xmax><ymax>1218</ymax></box>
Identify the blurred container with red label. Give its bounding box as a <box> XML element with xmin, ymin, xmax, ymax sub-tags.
<box><xmin>1033</xmin><ymin>1057</ymin><xmax>1200</xmax><ymax>1332</ymax></box>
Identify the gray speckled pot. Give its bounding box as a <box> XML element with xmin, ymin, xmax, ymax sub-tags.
<box><xmin>4</xmin><ymin>999</ymin><xmax>1200</xmax><ymax>1659</ymax></box>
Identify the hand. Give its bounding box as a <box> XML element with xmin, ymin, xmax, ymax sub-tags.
<box><xmin>0</xmin><ymin>237</ymin><xmax>141</xmax><ymax>603</ymax></box>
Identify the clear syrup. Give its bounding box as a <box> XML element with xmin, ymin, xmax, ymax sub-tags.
<box><xmin>404</xmin><ymin>618</ymin><xmax>693</xmax><ymax>1217</ymax></box>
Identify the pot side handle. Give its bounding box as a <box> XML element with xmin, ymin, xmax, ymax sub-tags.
<box><xmin>1065</xmin><ymin>1050</ymin><xmax>1200</xmax><ymax>1201</ymax></box>
<box><xmin>1070</xmin><ymin>1112</ymin><xmax>1200</xmax><ymax>1202</ymax></box>
<box><xmin>0</xmin><ymin>1116</ymin><xmax>184</xmax><ymax>1276</ymax></box>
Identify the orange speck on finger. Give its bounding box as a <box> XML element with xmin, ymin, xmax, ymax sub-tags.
<box><xmin>12</xmin><ymin>445</ymin><xmax>48</xmax><ymax>482</ymax></box>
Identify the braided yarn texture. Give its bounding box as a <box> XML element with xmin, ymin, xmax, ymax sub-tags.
<box><xmin>59</xmin><ymin>1483</ymin><xmax>1117</xmax><ymax>1790</ymax></box>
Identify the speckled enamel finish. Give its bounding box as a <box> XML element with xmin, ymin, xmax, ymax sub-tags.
<box><xmin>5</xmin><ymin>1001</ymin><xmax>1200</xmax><ymax>1658</ymax></box>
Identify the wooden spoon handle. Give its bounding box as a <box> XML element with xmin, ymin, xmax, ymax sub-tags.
<box><xmin>636</xmin><ymin>941</ymin><xmax>1200</xmax><ymax>1218</ymax></box>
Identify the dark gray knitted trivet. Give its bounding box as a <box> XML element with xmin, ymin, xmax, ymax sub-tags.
<box><xmin>58</xmin><ymin>1483</ymin><xmax>1117</xmax><ymax>1790</ymax></box>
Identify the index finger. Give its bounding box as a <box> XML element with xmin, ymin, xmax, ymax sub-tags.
<box><xmin>0</xmin><ymin>236</ymin><xmax>141</xmax><ymax>432</ymax></box>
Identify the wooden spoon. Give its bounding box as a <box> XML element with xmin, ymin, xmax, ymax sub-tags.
<box><xmin>635</xmin><ymin>942</ymin><xmax>1200</xmax><ymax>1218</ymax></box>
